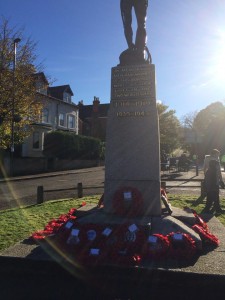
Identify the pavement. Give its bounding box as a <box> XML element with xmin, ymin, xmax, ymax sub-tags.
<box><xmin>0</xmin><ymin>166</ymin><xmax>105</xmax><ymax>183</ymax></box>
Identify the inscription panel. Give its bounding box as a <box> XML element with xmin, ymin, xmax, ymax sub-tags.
<box><xmin>111</xmin><ymin>65</ymin><xmax>155</xmax><ymax>101</ymax></box>
<box><xmin>111</xmin><ymin>99</ymin><xmax>156</xmax><ymax>118</ymax></box>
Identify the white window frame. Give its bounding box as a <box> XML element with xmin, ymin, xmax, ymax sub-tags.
<box><xmin>42</xmin><ymin>108</ymin><xmax>49</xmax><ymax>123</ymax></box>
<box><xmin>68</xmin><ymin>114</ymin><xmax>75</xmax><ymax>129</ymax></box>
<box><xmin>63</xmin><ymin>92</ymin><xmax>71</xmax><ymax>103</ymax></box>
<box><xmin>59</xmin><ymin>113</ymin><xmax>65</xmax><ymax>127</ymax></box>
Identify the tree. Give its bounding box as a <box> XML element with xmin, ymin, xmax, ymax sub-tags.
<box><xmin>157</xmin><ymin>103</ymin><xmax>181</xmax><ymax>154</ymax></box>
<box><xmin>181</xmin><ymin>111</ymin><xmax>198</xmax><ymax>129</ymax></box>
<box><xmin>181</xmin><ymin>102</ymin><xmax>225</xmax><ymax>158</ymax></box>
<box><xmin>193</xmin><ymin>102</ymin><xmax>225</xmax><ymax>134</ymax></box>
<box><xmin>195</xmin><ymin>102</ymin><xmax>225</xmax><ymax>156</ymax></box>
<box><xmin>204</xmin><ymin>117</ymin><xmax>225</xmax><ymax>154</ymax></box>
<box><xmin>0</xmin><ymin>17</ymin><xmax>42</xmax><ymax>149</ymax></box>
<box><xmin>180</xmin><ymin>111</ymin><xmax>199</xmax><ymax>156</ymax></box>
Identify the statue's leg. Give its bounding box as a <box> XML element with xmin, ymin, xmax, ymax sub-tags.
<box><xmin>134</xmin><ymin>0</ymin><xmax>148</xmax><ymax>51</ymax></box>
<box><xmin>120</xmin><ymin>0</ymin><xmax>134</xmax><ymax>48</ymax></box>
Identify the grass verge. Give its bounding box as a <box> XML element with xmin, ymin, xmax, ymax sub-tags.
<box><xmin>0</xmin><ymin>194</ymin><xmax>224</xmax><ymax>253</ymax></box>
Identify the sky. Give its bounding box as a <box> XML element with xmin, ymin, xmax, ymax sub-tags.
<box><xmin>1</xmin><ymin>0</ymin><xmax>225</xmax><ymax>120</ymax></box>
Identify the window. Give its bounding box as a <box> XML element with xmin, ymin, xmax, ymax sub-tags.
<box><xmin>36</xmin><ymin>81</ymin><xmax>47</xmax><ymax>95</ymax></box>
<box><xmin>36</xmin><ymin>84</ymin><xmax>47</xmax><ymax>95</ymax></box>
<box><xmin>59</xmin><ymin>113</ymin><xmax>65</xmax><ymax>126</ymax></box>
<box><xmin>33</xmin><ymin>132</ymin><xmax>40</xmax><ymax>149</ymax></box>
<box><xmin>68</xmin><ymin>115</ymin><xmax>75</xmax><ymax>129</ymax></box>
<box><xmin>42</xmin><ymin>108</ymin><xmax>49</xmax><ymax>123</ymax></box>
<box><xmin>63</xmin><ymin>92</ymin><xmax>71</xmax><ymax>103</ymax></box>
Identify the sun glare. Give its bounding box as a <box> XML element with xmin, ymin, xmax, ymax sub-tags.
<box><xmin>208</xmin><ymin>29</ymin><xmax>225</xmax><ymax>84</ymax></box>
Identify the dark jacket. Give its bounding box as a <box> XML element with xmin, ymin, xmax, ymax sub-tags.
<box><xmin>205</xmin><ymin>160</ymin><xmax>223</xmax><ymax>192</ymax></box>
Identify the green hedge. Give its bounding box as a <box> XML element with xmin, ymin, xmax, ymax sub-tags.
<box><xmin>43</xmin><ymin>131</ymin><xmax>101</xmax><ymax>159</ymax></box>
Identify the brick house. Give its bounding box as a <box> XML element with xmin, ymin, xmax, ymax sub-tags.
<box><xmin>78</xmin><ymin>97</ymin><xmax>109</xmax><ymax>141</ymax></box>
<box><xmin>21</xmin><ymin>72</ymin><xmax>78</xmax><ymax>157</ymax></box>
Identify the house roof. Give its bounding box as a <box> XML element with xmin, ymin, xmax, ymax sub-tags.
<box><xmin>48</xmin><ymin>85</ymin><xmax>74</xmax><ymax>99</ymax></box>
<box><xmin>36</xmin><ymin>91</ymin><xmax>77</xmax><ymax>107</ymax></box>
<box><xmin>33</xmin><ymin>72</ymin><xmax>49</xmax><ymax>85</ymax></box>
<box><xmin>79</xmin><ymin>103</ymin><xmax>110</xmax><ymax>120</ymax></box>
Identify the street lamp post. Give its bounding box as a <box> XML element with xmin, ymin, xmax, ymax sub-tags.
<box><xmin>10</xmin><ymin>38</ymin><xmax>21</xmax><ymax>177</ymax></box>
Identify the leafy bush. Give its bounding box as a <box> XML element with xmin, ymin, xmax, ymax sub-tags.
<box><xmin>43</xmin><ymin>131</ymin><xmax>101</xmax><ymax>159</ymax></box>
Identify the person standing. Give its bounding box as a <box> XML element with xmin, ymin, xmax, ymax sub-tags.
<box><xmin>203</xmin><ymin>149</ymin><xmax>221</xmax><ymax>175</ymax></box>
<box><xmin>204</xmin><ymin>159</ymin><xmax>225</xmax><ymax>213</ymax></box>
<box><xmin>202</xmin><ymin>149</ymin><xmax>223</xmax><ymax>198</ymax></box>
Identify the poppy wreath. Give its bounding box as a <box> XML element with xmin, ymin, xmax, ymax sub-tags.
<box><xmin>191</xmin><ymin>209</ymin><xmax>209</xmax><ymax>231</ymax></box>
<box><xmin>73</xmin><ymin>223</ymin><xmax>110</xmax><ymax>265</ymax></box>
<box><xmin>161</xmin><ymin>188</ymin><xmax>173</xmax><ymax>215</ymax></box>
<box><xmin>143</xmin><ymin>233</ymin><xmax>170</xmax><ymax>260</ymax></box>
<box><xmin>161</xmin><ymin>188</ymin><xmax>167</xmax><ymax>198</ymax></box>
<box><xmin>56</xmin><ymin>223</ymin><xmax>85</xmax><ymax>260</ymax></box>
<box><xmin>50</xmin><ymin>214</ymin><xmax>80</xmax><ymax>250</ymax></box>
<box><xmin>32</xmin><ymin>229</ymin><xmax>54</xmax><ymax>240</ymax></box>
<box><xmin>54</xmin><ymin>221</ymin><xmax>82</xmax><ymax>252</ymax></box>
<box><xmin>32</xmin><ymin>214</ymin><xmax>76</xmax><ymax>241</ymax></box>
<box><xmin>108</xmin><ymin>223</ymin><xmax>145</xmax><ymax>265</ymax></box>
<box><xmin>192</xmin><ymin>224</ymin><xmax>220</xmax><ymax>247</ymax></box>
<box><xmin>112</xmin><ymin>186</ymin><xmax>143</xmax><ymax>217</ymax></box>
<box><xmin>57</xmin><ymin>218</ymin><xmax>77</xmax><ymax>239</ymax></box>
<box><xmin>32</xmin><ymin>203</ymin><xmax>86</xmax><ymax>241</ymax></box>
<box><xmin>83</xmin><ymin>224</ymin><xmax>116</xmax><ymax>265</ymax></box>
<box><xmin>32</xmin><ymin>217</ymin><xmax>68</xmax><ymax>241</ymax></box>
<box><xmin>167</xmin><ymin>232</ymin><xmax>197</xmax><ymax>260</ymax></box>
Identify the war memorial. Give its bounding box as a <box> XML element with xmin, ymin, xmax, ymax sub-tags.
<box><xmin>1</xmin><ymin>1</ymin><xmax>225</xmax><ymax>298</ymax></box>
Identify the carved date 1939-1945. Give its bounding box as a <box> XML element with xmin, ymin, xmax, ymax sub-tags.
<box><xmin>116</xmin><ymin>111</ymin><xmax>151</xmax><ymax>117</ymax></box>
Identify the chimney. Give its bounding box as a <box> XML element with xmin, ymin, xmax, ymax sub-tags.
<box><xmin>93</xmin><ymin>96</ymin><xmax>100</xmax><ymax>113</ymax></box>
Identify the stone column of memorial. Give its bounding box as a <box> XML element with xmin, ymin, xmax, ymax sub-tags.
<box><xmin>104</xmin><ymin>0</ymin><xmax>161</xmax><ymax>217</ymax></box>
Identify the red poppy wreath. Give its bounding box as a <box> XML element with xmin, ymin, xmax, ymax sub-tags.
<box><xmin>112</xmin><ymin>186</ymin><xmax>143</xmax><ymax>217</ymax></box>
<box><xmin>143</xmin><ymin>233</ymin><xmax>170</xmax><ymax>260</ymax></box>
<box><xmin>109</xmin><ymin>223</ymin><xmax>145</xmax><ymax>265</ymax></box>
<box><xmin>167</xmin><ymin>232</ymin><xmax>197</xmax><ymax>259</ymax></box>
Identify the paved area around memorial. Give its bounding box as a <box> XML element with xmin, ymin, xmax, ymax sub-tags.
<box><xmin>1</xmin><ymin>202</ymin><xmax>225</xmax><ymax>299</ymax></box>
<box><xmin>1</xmin><ymin>166</ymin><xmax>225</xmax><ymax>299</ymax></box>
<box><xmin>1</xmin><ymin>203</ymin><xmax>225</xmax><ymax>275</ymax></box>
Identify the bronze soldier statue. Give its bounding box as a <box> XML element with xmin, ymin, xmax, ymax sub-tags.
<box><xmin>120</xmin><ymin>0</ymin><xmax>148</xmax><ymax>52</ymax></box>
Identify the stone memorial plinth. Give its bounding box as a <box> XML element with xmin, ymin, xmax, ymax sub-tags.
<box><xmin>104</xmin><ymin>63</ymin><xmax>161</xmax><ymax>216</ymax></box>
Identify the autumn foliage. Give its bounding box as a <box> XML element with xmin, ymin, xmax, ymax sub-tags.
<box><xmin>0</xmin><ymin>18</ymin><xmax>42</xmax><ymax>149</ymax></box>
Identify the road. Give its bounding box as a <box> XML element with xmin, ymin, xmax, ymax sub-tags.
<box><xmin>0</xmin><ymin>167</ymin><xmax>105</xmax><ymax>210</ymax></box>
<box><xmin>1</xmin><ymin>166</ymin><xmax>225</xmax><ymax>211</ymax></box>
